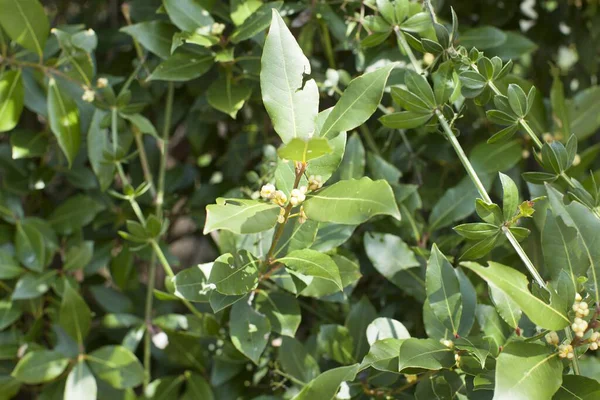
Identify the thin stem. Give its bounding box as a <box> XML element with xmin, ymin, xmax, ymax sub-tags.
<box><xmin>156</xmin><ymin>83</ymin><xmax>175</xmax><ymax>218</ymax></box>
<box><xmin>435</xmin><ymin>110</ymin><xmax>492</xmax><ymax>203</ymax></box>
<box><xmin>519</xmin><ymin>118</ymin><xmax>544</xmax><ymax>150</ymax></box>
<box><xmin>501</xmin><ymin>227</ymin><xmax>545</xmax><ymax>287</ymax></box>
<box><xmin>143</xmin><ymin>252</ymin><xmax>156</xmax><ymax>389</ymax></box>
<box><xmin>111</xmin><ymin>107</ymin><xmax>119</xmax><ymax>155</ymax></box>
<box><xmin>133</xmin><ymin>129</ymin><xmax>157</xmax><ymax>198</ymax></box>
<box><xmin>0</xmin><ymin>57</ymin><xmax>88</xmax><ymax>90</ymax></box>
<box><xmin>358</xmin><ymin>124</ymin><xmax>381</xmax><ymax>156</ymax></box>
<box><xmin>395</xmin><ymin>28</ymin><xmax>422</xmax><ymax>74</ymax></box>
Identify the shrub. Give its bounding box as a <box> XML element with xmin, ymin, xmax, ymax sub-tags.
<box><xmin>0</xmin><ymin>0</ymin><xmax>599</xmax><ymax>398</ymax></box>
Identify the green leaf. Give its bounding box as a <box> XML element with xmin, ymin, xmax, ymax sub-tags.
<box><xmin>476</xmin><ymin>304</ymin><xmax>508</xmax><ymax>349</ymax></box>
<box><xmin>65</xmin><ymin>361</ymin><xmax>97</xmax><ymax>400</ymax></box>
<box><xmin>173</xmin><ymin>263</ymin><xmax>210</xmax><ymax>302</ymax></box>
<box><xmin>231</xmin><ymin>0</ymin><xmax>262</xmax><ymax>26</ymax></box>
<box><xmin>542</xmin><ymin>213</ymin><xmax>588</xmax><ymax>285</ymax></box>
<box><xmin>568</xmin><ymin>86</ymin><xmax>600</xmax><ymax>140</ymax></box>
<box><xmin>230</xmin><ymin>2</ymin><xmax>283</xmax><ymax>44</ymax></box>
<box><xmin>0</xmin><ymin>0</ymin><xmax>49</xmax><ymax>56</ymax></box>
<box><xmin>87</xmin><ymin>345</ymin><xmax>144</xmax><ymax>389</ymax></box>
<box><xmin>0</xmin><ymin>301</ymin><xmax>21</xmax><ymax>330</ymax></box>
<box><xmin>0</xmin><ymin>70</ymin><xmax>24</xmax><ymax>132</ymax></box>
<box><xmin>489</xmin><ymin>285</ymin><xmax>522</xmax><ymax>329</ymax></box>
<box><xmin>120</xmin><ymin>21</ymin><xmax>178</xmax><ymax>59</ymax></box>
<box><xmin>15</xmin><ymin>219</ymin><xmax>46</xmax><ymax>272</ymax></box>
<box><xmin>454</xmin><ymin>337</ymin><xmax>493</xmax><ymax>369</ymax></box>
<box><xmin>208</xmin><ymin>251</ymin><xmax>259</xmax><ymax>295</ymax></box>
<box><xmin>303</xmin><ymin>177</ymin><xmax>401</xmax><ymax>224</ymax></box>
<box><xmin>260</xmin><ymin>9</ymin><xmax>318</xmax><ymax>143</ymax></box>
<box><xmin>229</xmin><ymin>300</ymin><xmax>270</xmax><ymax>364</ymax></box>
<box><xmin>336</xmin><ymin>132</ymin><xmax>364</xmax><ymax>180</ymax></box>
<box><xmin>554</xmin><ymin>375</ymin><xmax>600</xmax><ymax>400</ymax></box>
<box><xmin>486</xmin><ymin>109</ymin><xmax>518</xmax><ymax>125</ymax></box>
<box><xmin>292</xmin><ymin>364</ymin><xmax>359</xmax><ymax>400</ymax></box>
<box><xmin>255</xmin><ymin>290</ymin><xmax>301</xmax><ymax>337</ymax></box>
<box><xmin>365</xmin><ymin>232</ymin><xmax>419</xmax><ymax>277</ymax></box>
<box><xmin>278</xmin><ymin>137</ymin><xmax>332</xmax><ymax>163</ymax></box>
<box><xmin>307</xmin><ymin>130</ymin><xmax>346</xmax><ymax>182</ymax></box>
<box><xmin>148</xmin><ymin>51</ymin><xmax>214</xmax><ymax>82</ymax></box>
<box><xmin>453</xmin><ymin>223</ymin><xmax>499</xmax><ymax>240</ymax></box>
<box><xmin>182</xmin><ymin>373</ymin><xmax>214</xmax><ymax>400</ymax></box>
<box><xmin>507</xmin><ymin>84</ymin><xmax>529</xmax><ymax>118</ymax></box>
<box><xmin>59</xmin><ymin>283</ymin><xmax>92</xmax><ymax>344</ymax></box>
<box><xmin>397</xmin><ymin>338</ymin><xmax>455</xmax><ymax>373</ymax></box>
<box><xmin>499</xmin><ymin>172</ymin><xmax>519</xmax><ymax>219</ymax></box>
<box><xmin>429</xmin><ymin>176</ymin><xmax>491</xmax><ymax>231</ymax></box>
<box><xmin>379</xmin><ymin>110</ymin><xmax>433</xmax><ymax>129</ymax></box>
<box><xmin>495</xmin><ymin>342</ymin><xmax>562</xmax><ymax>400</ymax></box>
<box><xmin>207</xmin><ymin>75</ymin><xmax>252</xmax><ymax>119</ymax></box>
<box><xmin>0</xmin><ymin>250</ymin><xmax>24</xmax><ymax>279</ymax></box>
<box><xmin>49</xmin><ymin>195</ymin><xmax>104</xmax><ymax>235</ymax></box>
<box><xmin>432</xmin><ymin>61</ymin><xmax>459</xmax><ymax>106</ymax></box>
<box><xmin>366</xmin><ymin>317</ymin><xmax>410</xmax><ymax>345</ymax></box>
<box><xmin>317</xmin><ymin>324</ymin><xmax>355</xmax><ymax>364</ymax></box>
<box><xmin>278</xmin><ymin>337</ymin><xmax>320</xmax><ymax>383</ymax></box>
<box><xmin>120</xmin><ymin>113</ymin><xmax>157</xmax><ymax>137</ymax></box>
<box><xmin>459</xmin><ymin>26</ymin><xmax>506</xmax><ymax>50</ymax></box>
<box><xmin>360</xmin><ymin>338</ymin><xmax>403</xmax><ymax>372</ymax></box>
<box><xmin>426</xmin><ymin>245</ymin><xmax>462</xmax><ymax>336</ymax></box>
<box><xmin>10</xmin><ymin>130</ymin><xmax>48</xmax><ymax>158</ymax></box>
<box><xmin>470</xmin><ymin>140</ymin><xmax>522</xmax><ymax>174</ymax></box>
<box><xmin>162</xmin><ymin>0</ymin><xmax>213</xmax><ymax>31</ymax></box>
<box><xmin>48</xmin><ymin>79</ymin><xmax>81</xmax><ymax>167</ymax></box>
<box><xmin>171</xmin><ymin>31</ymin><xmax>218</xmax><ymax>52</ymax></box>
<box><xmin>404</xmin><ymin>70</ymin><xmax>436</xmax><ymax>108</ymax></box>
<box><xmin>87</xmin><ymin>110</ymin><xmax>114</xmax><ymax>191</ymax></box>
<box><xmin>345</xmin><ymin>296</ymin><xmax>377</xmax><ymax>360</ymax></box>
<box><xmin>461</xmin><ymin>261</ymin><xmax>570</xmax><ymax>330</ymax></box>
<box><xmin>460</xmin><ymin>233</ymin><xmax>500</xmax><ymax>260</ymax></box>
<box><xmin>12</xmin><ymin>271</ymin><xmax>56</xmax><ymax>300</ymax></box>
<box><xmin>488</xmin><ymin>124</ymin><xmax>519</xmax><ymax>144</ymax></box>
<box><xmin>390</xmin><ymin>87</ymin><xmax>431</xmax><ymax>112</ymax></box>
<box><xmin>320</xmin><ymin>64</ymin><xmax>396</xmax><ymax>138</ymax></box>
<box><xmin>277</xmin><ymin>249</ymin><xmax>343</xmax><ymax>292</ymax></box>
<box><xmin>546</xmin><ymin>185</ymin><xmax>600</xmax><ymax>304</ymax></box>
<box><xmin>204</xmin><ymin>198</ymin><xmax>280</xmax><ymax>235</ymax></box>
<box><xmin>399</xmin><ymin>12</ymin><xmax>430</xmax><ymax>33</ymax></box>
<box><xmin>11</xmin><ymin>350</ymin><xmax>69</xmax><ymax>384</ymax></box>
<box><xmin>63</xmin><ymin>241</ymin><xmax>94</xmax><ymax>271</ymax></box>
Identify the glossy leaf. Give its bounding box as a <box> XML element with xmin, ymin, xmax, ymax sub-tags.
<box><xmin>0</xmin><ymin>0</ymin><xmax>49</xmax><ymax>56</ymax></box>
<box><xmin>48</xmin><ymin>79</ymin><xmax>81</xmax><ymax>167</ymax></box>
<box><xmin>208</xmin><ymin>251</ymin><xmax>259</xmax><ymax>296</ymax></box>
<box><xmin>229</xmin><ymin>300</ymin><xmax>270</xmax><ymax>364</ymax></box>
<box><xmin>148</xmin><ymin>51</ymin><xmax>214</xmax><ymax>82</ymax></box>
<box><xmin>0</xmin><ymin>70</ymin><xmax>24</xmax><ymax>132</ymax></box>
<box><xmin>11</xmin><ymin>350</ymin><xmax>69</xmax><ymax>384</ymax></box>
<box><xmin>204</xmin><ymin>198</ymin><xmax>280</xmax><ymax>235</ymax></box>
<box><xmin>87</xmin><ymin>345</ymin><xmax>144</xmax><ymax>389</ymax></box>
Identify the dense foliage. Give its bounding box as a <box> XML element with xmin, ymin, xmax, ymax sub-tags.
<box><xmin>0</xmin><ymin>0</ymin><xmax>600</xmax><ymax>398</ymax></box>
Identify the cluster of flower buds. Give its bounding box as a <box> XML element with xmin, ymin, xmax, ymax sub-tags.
<box><xmin>558</xmin><ymin>344</ymin><xmax>575</xmax><ymax>359</ymax></box>
<box><xmin>290</xmin><ymin>187</ymin><xmax>307</xmax><ymax>206</ymax></box>
<box><xmin>572</xmin><ymin>317</ymin><xmax>588</xmax><ymax>338</ymax></box>
<box><xmin>572</xmin><ymin>293</ymin><xmax>590</xmax><ymax>318</ymax></box>
<box><xmin>589</xmin><ymin>332</ymin><xmax>600</xmax><ymax>351</ymax></box>
<box><xmin>545</xmin><ymin>331</ymin><xmax>559</xmax><ymax>346</ymax></box>
<box><xmin>260</xmin><ymin>183</ymin><xmax>289</xmax><ymax>207</ymax></box>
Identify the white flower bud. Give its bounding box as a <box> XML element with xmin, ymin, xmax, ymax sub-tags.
<box><xmin>308</xmin><ymin>175</ymin><xmax>324</xmax><ymax>191</ymax></box>
<box><xmin>289</xmin><ymin>188</ymin><xmax>306</xmax><ymax>206</ymax></box>
<box><xmin>152</xmin><ymin>331</ymin><xmax>169</xmax><ymax>349</ymax></box>
<box><xmin>404</xmin><ymin>374</ymin><xmax>417</xmax><ymax>383</ymax></box>
<box><xmin>575</xmin><ymin>293</ymin><xmax>583</xmax><ymax>302</ymax></box>
<box><xmin>573</xmin><ymin>154</ymin><xmax>581</xmax><ymax>167</ymax></box>
<box><xmin>260</xmin><ymin>183</ymin><xmax>276</xmax><ymax>199</ymax></box>
<box><xmin>558</xmin><ymin>344</ymin><xmax>574</xmax><ymax>359</ymax></box>
<box><xmin>545</xmin><ymin>331</ymin><xmax>559</xmax><ymax>346</ymax></box>
<box><xmin>336</xmin><ymin>382</ymin><xmax>351</xmax><ymax>400</ymax></box>
<box><xmin>572</xmin><ymin>317</ymin><xmax>588</xmax><ymax>337</ymax></box>
<box><xmin>96</xmin><ymin>77</ymin><xmax>108</xmax><ymax>88</ymax></box>
<box><xmin>298</xmin><ymin>206</ymin><xmax>307</xmax><ymax>224</ymax></box>
<box><xmin>273</xmin><ymin>190</ymin><xmax>287</xmax><ymax>206</ymax></box>
<box><xmin>440</xmin><ymin>339</ymin><xmax>454</xmax><ymax>349</ymax></box>
<box><xmin>277</xmin><ymin>207</ymin><xmax>285</xmax><ymax>224</ymax></box>
<box><xmin>81</xmin><ymin>88</ymin><xmax>95</xmax><ymax>103</ymax></box>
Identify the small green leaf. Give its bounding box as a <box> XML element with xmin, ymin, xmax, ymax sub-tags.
<box><xmin>277</xmin><ymin>137</ymin><xmax>333</xmax><ymax>162</ymax></box>
<box><xmin>231</xmin><ymin>2</ymin><xmax>283</xmax><ymax>43</ymax></box>
<box><xmin>11</xmin><ymin>350</ymin><xmax>69</xmax><ymax>384</ymax></box>
<box><xmin>229</xmin><ymin>300</ymin><xmax>270</xmax><ymax>364</ymax></box>
<box><xmin>65</xmin><ymin>360</ymin><xmax>97</xmax><ymax>400</ymax></box>
<box><xmin>293</xmin><ymin>364</ymin><xmax>359</xmax><ymax>400</ymax></box>
<box><xmin>487</xmin><ymin>124</ymin><xmax>519</xmax><ymax>144</ymax></box>
<box><xmin>0</xmin><ymin>70</ymin><xmax>24</xmax><ymax>133</ymax></box>
<box><xmin>277</xmin><ymin>249</ymin><xmax>343</xmax><ymax>292</ymax></box>
<box><xmin>391</xmin><ymin>87</ymin><xmax>431</xmax><ymax>112</ymax></box>
<box><xmin>207</xmin><ymin>75</ymin><xmax>252</xmax><ymax>119</ymax></box>
<box><xmin>173</xmin><ymin>263</ymin><xmax>210</xmax><ymax>302</ymax></box>
<box><xmin>426</xmin><ymin>245</ymin><xmax>462</xmax><ymax>336</ymax></box>
<box><xmin>317</xmin><ymin>324</ymin><xmax>355</xmax><ymax>364</ymax></box>
<box><xmin>10</xmin><ymin>129</ymin><xmax>48</xmax><ymax>158</ymax></box>
<box><xmin>453</xmin><ymin>223</ymin><xmax>499</xmax><ymax>240</ymax></box>
<box><xmin>204</xmin><ymin>198</ymin><xmax>280</xmax><ymax>235</ymax></box>
<box><xmin>148</xmin><ymin>51</ymin><xmax>214</xmax><ymax>82</ymax></box>
<box><xmin>87</xmin><ymin>345</ymin><xmax>144</xmax><ymax>389</ymax></box>
<box><xmin>120</xmin><ymin>21</ymin><xmax>178</xmax><ymax>59</ymax></box>
<box><xmin>0</xmin><ymin>0</ymin><xmax>49</xmax><ymax>56</ymax></box>
<box><xmin>303</xmin><ymin>177</ymin><xmax>401</xmax><ymax>224</ymax></box>
<box><xmin>398</xmin><ymin>338</ymin><xmax>455</xmax><ymax>373</ymax></box>
<box><xmin>499</xmin><ymin>172</ymin><xmax>519</xmax><ymax>220</ymax></box>
<box><xmin>366</xmin><ymin>317</ymin><xmax>410</xmax><ymax>345</ymax></box>
<box><xmin>0</xmin><ymin>301</ymin><xmax>21</xmax><ymax>330</ymax></box>
<box><xmin>49</xmin><ymin>195</ymin><xmax>104</xmax><ymax>235</ymax></box>
<box><xmin>255</xmin><ymin>291</ymin><xmax>301</xmax><ymax>337</ymax></box>
<box><xmin>507</xmin><ymin>84</ymin><xmax>529</xmax><ymax>118</ymax></box>
<box><xmin>48</xmin><ymin>79</ymin><xmax>81</xmax><ymax>167</ymax></box>
<box><xmin>59</xmin><ymin>283</ymin><xmax>92</xmax><ymax>344</ymax></box>
<box><xmin>162</xmin><ymin>0</ymin><xmax>213</xmax><ymax>31</ymax></box>
<box><xmin>278</xmin><ymin>337</ymin><xmax>319</xmax><ymax>383</ymax></box>
<box><xmin>379</xmin><ymin>110</ymin><xmax>433</xmax><ymax>129</ymax></box>
<box><xmin>208</xmin><ymin>251</ymin><xmax>259</xmax><ymax>295</ymax></box>
<box><xmin>320</xmin><ymin>64</ymin><xmax>396</xmax><ymax>138</ymax></box>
